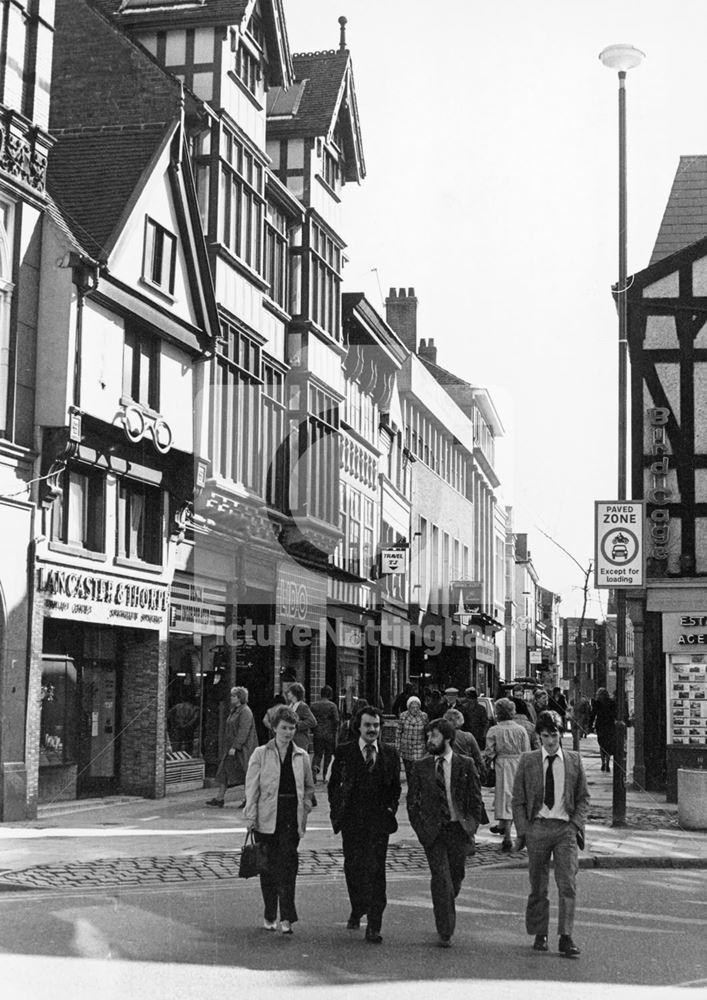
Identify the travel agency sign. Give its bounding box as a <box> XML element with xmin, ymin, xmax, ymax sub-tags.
<box><xmin>594</xmin><ymin>501</ymin><xmax>645</xmax><ymax>588</ymax></box>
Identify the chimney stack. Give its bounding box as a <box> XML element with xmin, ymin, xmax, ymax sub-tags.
<box><xmin>338</xmin><ymin>16</ymin><xmax>348</xmax><ymax>52</ymax></box>
<box><xmin>385</xmin><ymin>286</ymin><xmax>418</xmax><ymax>353</ymax></box>
<box><xmin>417</xmin><ymin>336</ymin><xmax>437</xmax><ymax>365</ymax></box>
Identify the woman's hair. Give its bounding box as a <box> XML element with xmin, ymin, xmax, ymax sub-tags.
<box><xmin>271</xmin><ymin>705</ymin><xmax>298</xmax><ymax>728</ymax></box>
<box><xmin>288</xmin><ymin>682</ymin><xmax>305</xmax><ymax>701</ymax></box>
<box><xmin>443</xmin><ymin>708</ymin><xmax>464</xmax><ymax>727</ymax></box>
<box><xmin>231</xmin><ymin>686</ymin><xmax>248</xmax><ymax>703</ymax></box>
<box><xmin>495</xmin><ymin>697</ymin><xmax>516</xmax><ymax>721</ymax></box>
<box><xmin>595</xmin><ymin>687</ymin><xmax>610</xmax><ymax>703</ymax></box>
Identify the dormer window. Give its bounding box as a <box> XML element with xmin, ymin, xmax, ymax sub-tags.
<box><xmin>143</xmin><ymin>217</ymin><xmax>176</xmax><ymax>296</ymax></box>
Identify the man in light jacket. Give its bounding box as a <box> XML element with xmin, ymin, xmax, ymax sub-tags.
<box><xmin>512</xmin><ymin>710</ymin><xmax>590</xmax><ymax>959</ymax></box>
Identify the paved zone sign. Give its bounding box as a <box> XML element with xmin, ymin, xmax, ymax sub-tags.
<box><xmin>595</xmin><ymin>501</ymin><xmax>644</xmax><ymax>588</ymax></box>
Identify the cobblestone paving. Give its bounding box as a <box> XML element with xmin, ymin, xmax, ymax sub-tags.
<box><xmin>587</xmin><ymin>805</ymin><xmax>679</xmax><ymax>829</ymax></box>
<box><xmin>0</xmin><ymin>842</ymin><xmax>521</xmax><ymax>893</ymax></box>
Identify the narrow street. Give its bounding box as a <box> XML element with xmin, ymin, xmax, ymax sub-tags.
<box><xmin>0</xmin><ymin>868</ymin><xmax>705</xmax><ymax>998</ymax></box>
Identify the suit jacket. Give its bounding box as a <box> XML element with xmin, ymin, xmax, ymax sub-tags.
<box><xmin>511</xmin><ymin>748</ymin><xmax>590</xmax><ymax>847</ymax></box>
<box><xmin>328</xmin><ymin>740</ymin><xmax>401</xmax><ymax>835</ymax></box>
<box><xmin>407</xmin><ymin>752</ymin><xmax>483</xmax><ymax>848</ymax></box>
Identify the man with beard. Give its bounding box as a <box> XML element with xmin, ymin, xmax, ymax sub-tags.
<box><xmin>407</xmin><ymin>718</ymin><xmax>483</xmax><ymax>948</ymax></box>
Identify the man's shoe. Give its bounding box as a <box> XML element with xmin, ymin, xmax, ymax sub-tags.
<box><xmin>558</xmin><ymin>935</ymin><xmax>580</xmax><ymax>958</ymax></box>
<box><xmin>438</xmin><ymin>934</ymin><xmax>452</xmax><ymax>948</ymax></box>
<box><xmin>346</xmin><ymin>914</ymin><xmax>361</xmax><ymax>930</ymax></box>
<box><xmin>280</xmin><ymin>921</ymin><xmax>293</xmax><ymax>935</ymax></box>
<box><xmin>263</xmin><ymin>919</ymin><xmax>277</xmax><ymax>932</ymax></box>
<box><xmin>533</xmin><ymin>935</ymin><xmax>549</xmax><ymax>952</ymax></box>
<box><xmin>205</xmin><ymin>798</ymin><xmax>224</xmax><ymax>808</ymax></box>
<box><xmin>501</xmin><ymin>839</ymin><xmax>512</xmax><ymax>852</ymax></box>
<box><xmin>365</xmin><ymin>926</ymin><xmax>383</xmax><ymax>944</ymax></box>
<box><xmin>489</xmin><ymin>825</ymin><xmax>502</xmax><ymax>834</ymax></box>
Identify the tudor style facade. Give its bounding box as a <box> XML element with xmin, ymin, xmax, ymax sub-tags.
<box><xmin>625</xmin><ymin>155</ymin><xmax>707</xmax><ymax>798</ymax></box>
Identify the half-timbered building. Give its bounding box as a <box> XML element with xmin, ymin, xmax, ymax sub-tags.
<box><xmin>626</xmin><ymin>155</ymin><xmax>707</xmax><ymax>798</ymax></box>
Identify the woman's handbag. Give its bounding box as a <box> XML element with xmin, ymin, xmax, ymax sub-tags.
<box><xmin>481</xmin><ymin>758</ymin><xmax>496</xmax><ymax>789</ymax></box>
<box><xmin>238</xmin><ymin>830</ymin><xmax>269</xmax><ymax>879</ymax></box>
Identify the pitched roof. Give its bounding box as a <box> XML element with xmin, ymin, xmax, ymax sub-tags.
<box><xmin>267</xmin><ymin>50</ymin><xmax>365</xmax><ymax>181</ymax></box>
<box><xmin>90</xmin><ymin>0</ymin><xmax>293</xmax><ymax>87</ymax></box>
<box><xmin>49</xmin><ymin>0</ymin><xmax>185</xmax><ymax>259</ymax></box>
<box><xmin>48</xmin><ymin>124</ymin><xmax>173</xmax><ymax>261</ymax></box>
<box><xmin>650</xmin><ymin>156</ymin><xmax>707</xmax><ymax>265</ymax></box>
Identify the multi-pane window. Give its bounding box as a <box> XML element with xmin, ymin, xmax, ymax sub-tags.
<box><xmin>53</xmin><ymin>467</ymin><xmax>105</xmax><ymax>552</ymax></box>
<box><xmin>261</xmin><ymin>358</ymin><xmax>286</xmax><ymax>509</ymax></box>
<box><xmin>345</xmin><ymin>379</ymin><xmax>375</xmax><ymax>441</ymax></box>
<box><xmin>117</xmin><ymin>479</ymin><xmax>162</xmax><ymax>565</ymax></box>
<box><xmin>348</xmin><ymin>488</ymin><xmax>361</xmax><ymax>576</ymax></box>
<box><xmin>234</xmin><ymin>39</ymin><xmax>261</xmax><ymax>95</ymax></box>
<box><xmin>362</xmin><ymin>496</ymin><xmax>374</xmax><ymax>578</ymax></box>
<box><xmin>143</xmin><ymin>218</ymin><xmax>176</xmax><ymax>296</ymax></box>
<box><xmin>322</xmin><ymin>147</ymin><xmax>339</xmax><ymax>190</ymax></box>
<box><xmin>310</xmin><ymin>221</ymin><xmax>341</xmax><ymax>339</ymax></box>
<box><xmin>220</xmin><ymin>129</ymin><xmax>264</xmax><ymax>271</ymax></box>
<box><xmin>263</xmin><ymin>200</ymin><xmax>288</xmax><ymax>309</ymax></box>
<box><xmin>213</xmin><ymin>322</ymin><xmax>261</xmax><ymax>490</ymax></box>
<box><xmin>123</xmin><ymin>325</ymin><xmax>159</xmax><ymax>410</ymax></box>
<box><xmin>306</xmin><ymin>383</ymin><xmax>339</xmax><ymax>523</ymax></box>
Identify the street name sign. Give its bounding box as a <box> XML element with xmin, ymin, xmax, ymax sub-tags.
<box><xmin>594</xmin><ymin>501</ymin><xmax>645</xmax><ymax>588</ymax></box>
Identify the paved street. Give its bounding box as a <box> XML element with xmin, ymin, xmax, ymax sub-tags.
<box><xmin>0</xmin><ymin>867</ymin><xmax>705</xmax><ymax>999</ymax></box>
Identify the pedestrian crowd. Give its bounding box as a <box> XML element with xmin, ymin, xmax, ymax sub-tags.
<box><xmin>210</xmin><ymin>679</ymin><xmax>606</xmax><ymax>956</ymax></box>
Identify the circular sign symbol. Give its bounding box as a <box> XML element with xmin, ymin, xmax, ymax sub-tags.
<box><xmin>600</xmin><ymin>527</ymin><xmax>639</xmax><ymax>566</ymax></box>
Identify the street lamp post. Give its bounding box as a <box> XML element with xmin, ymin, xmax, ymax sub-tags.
<box><xmin>599</xmin><ymin>43</ymin><xmax>645</xmax><ymax>827</ymax></box>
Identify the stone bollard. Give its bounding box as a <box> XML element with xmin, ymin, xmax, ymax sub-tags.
<box><xmin>677</xmin><ymin>769</ymin><xmax>707</xmax><ymax>830</ymax></box>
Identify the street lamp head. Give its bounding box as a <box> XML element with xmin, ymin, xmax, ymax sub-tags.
<box><xmin>599</xmin><ymin>44</ymin><xmax>645</xmax><ymax>73</ymax></box>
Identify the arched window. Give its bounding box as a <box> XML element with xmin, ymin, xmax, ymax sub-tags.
<box><xmin>0</xmin><ymin>199</ymin><xmax>15</xmax><ymax>438</ymax></box>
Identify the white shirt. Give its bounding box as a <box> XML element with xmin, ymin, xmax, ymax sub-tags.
<box><xmin>435</xmin><ymin>747</ymin><xmax>458</xmax><ymax>822</ymax></box>
<box><xmin>359</xmin><ymin>737</ymin><xmax>379</xmax><ymax>765</ymax></box>
<box><xmin>538</xmin><ymin>746</ymin><xmax>570</xmax><ymax>822</ymax></box>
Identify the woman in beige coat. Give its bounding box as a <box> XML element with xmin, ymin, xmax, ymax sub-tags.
<box><xmin>244</xmin><ymin>705</ymin><xmax>315</xmax><ymax>934</ymax></box>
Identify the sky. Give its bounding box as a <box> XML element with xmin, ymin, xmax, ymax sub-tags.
<box><xmin>285</xmin><ymin>0</ymin><xmax>707</xmax><ymax>618</ymax></box>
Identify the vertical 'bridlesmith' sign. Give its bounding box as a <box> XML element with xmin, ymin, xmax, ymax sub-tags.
<box><xmin>594</xmin><ymin>501</ymin><xmax>645</xmax><ymax>588</ymax></box>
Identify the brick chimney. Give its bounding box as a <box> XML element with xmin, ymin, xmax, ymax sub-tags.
<box><xmin>385</xmin><ymin>287</ymin><xmax>417</xmax><ymax>353</ymax></box>
<box><xmin>418</xmin><ymin>337</ymin><xmax>437</xmax><ymax>365</ymax></box>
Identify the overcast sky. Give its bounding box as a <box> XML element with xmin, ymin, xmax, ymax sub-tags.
<box><xmin>285</xmin><ymin>0</ymin><xmax>707</xmax><ymax>618</ymax></box>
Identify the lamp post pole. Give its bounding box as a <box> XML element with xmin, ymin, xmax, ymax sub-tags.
<box><xmin>600</xmin><ymin>43</ymin><xmax>645</xmax><ymax>827</ymax></box>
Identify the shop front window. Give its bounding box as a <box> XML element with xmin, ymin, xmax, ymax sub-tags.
<box><xmin>39</xmin><ymin>657</ymin><xmax>78</xmax><ymax>766</ymax></box>
<box><xmin>167</xmin><ymin>636</ymin><xmax>204</xmax><ymax>757</ymax></box>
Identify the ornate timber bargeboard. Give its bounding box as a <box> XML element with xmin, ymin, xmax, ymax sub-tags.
<box><xmin>0</xmin><ymin>109</ymin><xmax>49</xmax><ymax>193</ymax></box>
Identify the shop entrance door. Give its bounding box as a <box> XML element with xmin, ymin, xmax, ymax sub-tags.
<box><xmin>77</xmin><ymin>662</ymin><xmax>119</xmax><ymax>797</ymax></box>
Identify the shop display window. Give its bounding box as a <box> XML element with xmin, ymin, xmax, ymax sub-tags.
<box><xmin>167</xmin><ymin>637</ymin><xmax>204</xmax><ymax>758</ymax></box>
<box><xmin>39</xmin><ymin>657</ymin><xmax>78</xmax><ymax>766</ymax></box>
<box><xmin>668</xmin><ymin>655</ymin><xmax>707</xmax><ymax>745</ymax></box>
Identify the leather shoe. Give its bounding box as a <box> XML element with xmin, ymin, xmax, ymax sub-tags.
<box><xmin>346</xmin><ymin>915</ymin><xmax>361</xmax><ymax>930</ymax></box>
<box><xmin>559</xmin><ymin>935</ymin><xmax>580</xmax><ymax>958</ymax></box>
<box><xmin>489</xmin><ymin>825</ymin><xmax>502</xmax><ymax>834</ymax></box>
<box><xmin>365</xmin><ymin>927</ymin><xmax>383</xmax><ymax>944</ymax></box>
<box><xmin>501</xmin><ymin>839</ymin><xmax>512</xmax><ymax>852</ymax></box>
<box><xmin>438</xmin><ymin>934</ymin><xmax>452</xmax><ymax>948</ymax></box>
<box><xmin>205</xmin><ymin>798</ymin><xmax>224</xmax><ymax>808</ymax></box>
<box><xmin>533</xmin><ymin>935</ymin><xmax>548</xmax><ymax>952</ymax></box>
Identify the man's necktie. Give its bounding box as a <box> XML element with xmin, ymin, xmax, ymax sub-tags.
<box><xmin>436</xmin><ymin>757</ymin><xmax>450</xmax><ymax>822</ymax></box>
<box><xmin>365</xmin><ymin>744</ymin><xmax>376</xmax><ymax>770</ymax></box>
<box><xmin>544</xmin><ymin>754</ymin><xmax>557</xmax><ymax>809</ymax></box>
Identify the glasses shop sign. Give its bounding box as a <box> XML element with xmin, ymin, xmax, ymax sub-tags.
<box><xmin>37</xmin><ymin>566</ymin><xmax>169</xmax><ymax>630</ymax></box>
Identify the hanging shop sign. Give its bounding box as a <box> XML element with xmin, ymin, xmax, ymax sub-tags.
<box><xmin>594</xmin><ymin>501</ymin><xmax>645</xmax><ymax>588</ymax></box>
<box><xmin>646</xmin><ymin>406</ymin><xmax>671</xmax><ymax>562</ymax></box>
<box><xmin>451</xmin><ymin>580</ymin><xmax>483</xmax><ymax>614</ymax></box>
<box><xmin>37</xmin><ymin>566</ymin><xmax>169</xmax><ymax>630</ymax></box>
<box><xmin>380</xmin><ymin>549</ymin><xmax>406</xmax><ymax>574</ymax></box>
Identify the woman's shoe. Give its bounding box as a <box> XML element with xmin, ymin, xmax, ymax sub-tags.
<box><xmin>205</xmin><ymin>798</ymin><xmax>224</xmax><ymax>808</ymax></box>
<box><xmin>280</xmin><ymin>921</ymin><xmax>293</xmax><ymax>935</ymax></box>
<box><xmin>263</xmin><ymin>919</ymin><xmax>277</xmax><ymax>932</ymax></box>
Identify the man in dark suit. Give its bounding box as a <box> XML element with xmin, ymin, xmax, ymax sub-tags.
<box><xmin>328</xmin><ymin>704</ymin><xmax>401</xmax><ymax>943</ymax></box>
<box><xmin>512</xmin><ymin>710</ymin><xmax>590</xmax><ymax>959</ymax></box>
<box><xmin>407</xmin><ymin>718</ymin><xmax>483</xmax><ymax>948</ymax></box>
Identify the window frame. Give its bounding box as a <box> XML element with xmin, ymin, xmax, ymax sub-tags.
<box><xmin>116</xmin><ymin>478</ymin><xmax>164</xmax><ymax>566</ymax></box>
<box><xmin>212</xmin><ymin>321</ymin><xmax>262</xmax><ymax>491</ymax></box>
<box><xmin>52</xmin><ymin>465</ymin><xmax>106</xmax><ymax>554</ymax></box>
<box><xmin>122</xmin><ymin>324</ymin><xmax>160</xmax><ymax>412</ymax></box>
<box><xmin>142</xmin><ymin>217</ymin><xmax>177</xmax><ymax>297</ymax></box>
